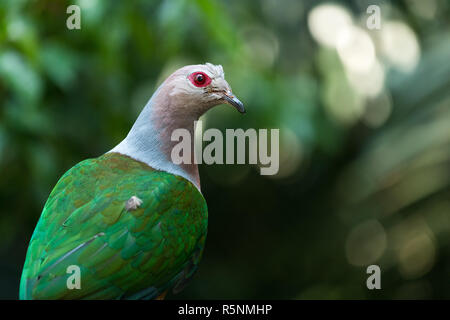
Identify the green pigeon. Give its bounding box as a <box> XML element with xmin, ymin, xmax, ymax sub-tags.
<box><xmin>19</xmin><ymin>63</ymin><xmax>245</xmax><ymax>300</ymax></box>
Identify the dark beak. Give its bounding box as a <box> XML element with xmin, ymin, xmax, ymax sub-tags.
<box><xmin>223</xmin><ymin>92</ymin><xmax>245</xmax><ymax>114</ymax></box>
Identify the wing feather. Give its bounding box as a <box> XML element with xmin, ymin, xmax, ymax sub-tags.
<box><xmin>20</xmin><ymin>153</ymin><xmax>207</xmax><ymax>300</ymax></box>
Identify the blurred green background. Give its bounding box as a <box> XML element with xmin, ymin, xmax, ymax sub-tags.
<box><xmin>1</xmin><ymin>0</ymin><xmax>449</xmax><ymax>299</ymax></box>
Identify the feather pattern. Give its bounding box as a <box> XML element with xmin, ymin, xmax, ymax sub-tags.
<box><xmin>20</xmin><ymin>152</ymin><xmax>207</xmax><ymax>299</ymax></box>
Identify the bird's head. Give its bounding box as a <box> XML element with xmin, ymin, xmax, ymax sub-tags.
<box><xmin>158</xmin><ymin>63</ymin><xmax>245</xmax><ymax>118</ymax></box>
<box><xmin>115</xmin><ymin>63</ymin><xmax>245</xmax><ymax>188</ymax></box>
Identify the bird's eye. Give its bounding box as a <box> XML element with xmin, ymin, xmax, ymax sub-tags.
<box><xmin>189</xmin><ymin>72</ymin><xmax>211</xmax><ymax>87</ymax></box>
<box><xmin>195</xmin><ymin>73</ymin><xmax>204</xmax><ymax>84</ymax></box>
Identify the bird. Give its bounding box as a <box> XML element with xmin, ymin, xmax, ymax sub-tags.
<box><xmin>19</xmin><ymin>63</ymin><xmax>245</xmax><ymax>299</ymax></box>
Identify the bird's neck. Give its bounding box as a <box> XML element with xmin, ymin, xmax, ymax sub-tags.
<box><xmin>109</xmin><ymin>85</ymin><xmax>201</xmax><ymax>191</ymax></box>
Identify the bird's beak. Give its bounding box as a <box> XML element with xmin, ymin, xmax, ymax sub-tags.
<box><xmin>223</xmin><ymin>91</ymin><xmax>245</xmax><ymax>114</ymax></box>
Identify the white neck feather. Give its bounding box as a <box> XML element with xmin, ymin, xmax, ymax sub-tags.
<box><xmin>108</xmin><ymin>90</ymin><xmax>201</xmax><ymax>192</ymax></box>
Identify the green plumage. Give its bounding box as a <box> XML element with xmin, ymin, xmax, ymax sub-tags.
<box><xmin>19</xmin><ymin>153</ymin><xmax>208</xmax><ymax>299</ymax></box>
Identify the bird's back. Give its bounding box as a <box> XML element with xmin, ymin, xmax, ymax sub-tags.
<box><xmin>20</xmin><ymin>152</ymin><xmax>208</xmax><ymax>299</ymax></box>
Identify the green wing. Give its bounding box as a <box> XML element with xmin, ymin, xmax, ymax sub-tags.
<box><xmin>19</xmin><ymin>153</ymin><xmax>208</xmax><ymax>300</ymax></box>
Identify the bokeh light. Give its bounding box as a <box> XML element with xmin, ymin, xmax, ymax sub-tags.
<box><xmin>380</xmin><ymin>21</ymin><xmax>420</xmax><ymax>72</ymax></box>
<box><xmin>308</xmin><ymin>4</ymin><xmax>353</xmax><ymax>48</ymax></box>
<box><xmin>346</xmin><ymin>219</ymin><xmax>387</xmax><ymax>266</ymax></box>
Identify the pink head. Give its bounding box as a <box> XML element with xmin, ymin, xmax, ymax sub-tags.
<box><xmin>111</xmin><ymin>63</ymin><xmax>244</xmax><ymax>190</ymax></box>
<box><xmin>152</xmin><ymin>63</ymin><xmax>245</xmax><ymax>121</ymax></box>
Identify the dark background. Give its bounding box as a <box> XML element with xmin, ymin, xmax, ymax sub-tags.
<box><xmin>0</xmin><ymin>0</ymin><xmax>449</xmax><ymax>299</ymax></box>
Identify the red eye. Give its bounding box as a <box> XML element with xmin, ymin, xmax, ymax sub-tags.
<box><xmin>189</xmin><ymin>72</ymin><xmax>211</xmax><ymax>87</ymax></box>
